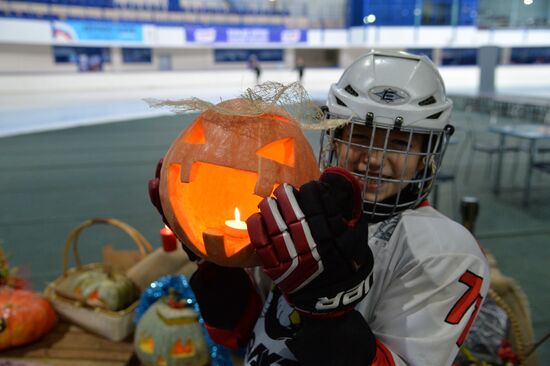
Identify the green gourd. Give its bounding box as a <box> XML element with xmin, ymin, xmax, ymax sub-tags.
<box><xmin>72</xmin><ymin>269</ymin><xmax>137</xmax><ymax>311</ymax></box>
<box><xmin>134</xmin><ymin>294</ymin><xmax>209</xmax><ymax>366</ymax></box>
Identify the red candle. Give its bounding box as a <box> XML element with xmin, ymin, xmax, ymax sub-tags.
<box><xmin>160</xmin><ymin>225</ymin><xmax>177</xmax><ymax>252</ymax></box>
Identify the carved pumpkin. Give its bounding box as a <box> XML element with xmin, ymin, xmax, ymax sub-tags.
<box><xmin>160</xmin><ymin>99</ymin><xmax>320</xmax><ymax>267</ymax></box>
<box><xmin>134</xmin><ymin>296</ymin><xmax>209</xmax><ymax>366</ymax></box>
<box><xmin>0</xmin><ymin>287</ymin><xmax>57</xmax><ymax>350</ymax></box>
<box><xmin>71</xmin><ymin>270</ymin><xmax>138</xmax><ymax>311</ymax></box>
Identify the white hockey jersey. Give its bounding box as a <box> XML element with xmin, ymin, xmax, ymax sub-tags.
<box><xmin>244</xmin><ymin>206</ymin><xmax>490</xmax><ymax>366</ymax></box>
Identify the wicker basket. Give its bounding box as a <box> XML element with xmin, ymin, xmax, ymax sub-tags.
<box><xmin>44</xmin><ymin>218</ymin><xmax>153</xmax><ymax>342</ymax></box>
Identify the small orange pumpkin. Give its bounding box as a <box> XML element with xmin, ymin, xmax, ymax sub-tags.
<box><xmin>0</xmin><ymin>287</ymin><xmax>58</xmax><ymax>350</ymax></box>
<box><xmin>160</xmin><ymin>99</ymin><xmax>320</xmax><ymax>267</ymax></box>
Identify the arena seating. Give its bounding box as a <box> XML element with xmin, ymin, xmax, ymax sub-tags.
<box><xmin>0</xmin><ymin>0</ymin><xmax>303</xmax><ymax>26</ymax></box>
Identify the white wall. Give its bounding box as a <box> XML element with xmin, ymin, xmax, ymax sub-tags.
<box><xmin>1</xmin><ymin>17</ymin><xmax>550</xmax><ymax>74</ymax></box>
<box><xmin>0</xmin><ymin>18</ymin><xmax>51</xmax><ymax>44</ymax></box>
<box><xmin>0</xmin><ymin>43</ymin><xmax>297</xmax><ymax>73</ymax></box>
<box><xmin>339</xmin><ymin>48</ymin><xmax>373</xmax><ymax>67</ymax></box>
<box><xmin>2</xmin><ymin>18</ymin><xmax>550</xmax><ymax>50</ymax></box>
<box><xmin>0</xmin><ymin>44</ymin><xmax>75</xmax><ymax>73</ymax></box>
<box><xmin>169</xmin><ymin>48</ymin><xmax>213</xmax><ymax>70</ymax></box>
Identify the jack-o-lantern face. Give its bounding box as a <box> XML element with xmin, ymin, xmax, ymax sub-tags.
<box><xmin>134</xmin><ymin>300</ymin><xmax>209</xmax><ymax>366</ymax></box>
<box><xmin>160</xmin><ymin>99</ymin><xmax>320</xmax><ymax>267</ymax></box>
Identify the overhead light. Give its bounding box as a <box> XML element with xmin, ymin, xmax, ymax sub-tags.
<box><xmin>523</xmin><ymin>0</ymin><xmax>533</xmax><ymax>5</ymax></box>
<box><xmin>363</xmin><ymin>14</ymin><xmax>376</xmax><ymax>24</ymax></box>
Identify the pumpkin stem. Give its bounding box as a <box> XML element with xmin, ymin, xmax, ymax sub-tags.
<box><xmin>166</xmin><ymin>287</ymin><xmax>186</xmax><ymax>309</ymax></box>
<box><xmin>0</xmin><ymin>244</ymin><xmax>24</xmax><ymax>289</ymax></box>
<box><xmin>104</xmin><ymin>264</ymin><xmax>114</xmax><ymax>279</ymax></box>
<box><xmin>0</xmin><ymin>318</ymin><xmax>6</xmax><ymax>333</ymax></box>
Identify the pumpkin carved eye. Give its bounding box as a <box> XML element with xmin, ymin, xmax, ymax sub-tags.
<box><xmin>182</xmin><ymin>117</ymin><xmax>205</xmax><ymax>144</ymax></box>
<box><xmin>139</xmin><ymin>335</ymin><xmax>154</xmax><ymax>353</ymax></box>
<box><xmin>171</xmin><ymin>339</ymin><xmax>194</xmax><ymax>358</ymax></box>
<box><xmin>256</xmin><ymin>137</ymin><xmax>295</xmax><ymax>167</ymax></box>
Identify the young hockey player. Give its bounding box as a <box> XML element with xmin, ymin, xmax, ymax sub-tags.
<box><xmin>150</xmin><ymin>50</ymin><xmax>490</xmax><ymax>365</ymax></box>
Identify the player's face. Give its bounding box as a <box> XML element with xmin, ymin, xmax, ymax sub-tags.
<box><xmin>336</xmin><ymin>124</ymin><xmax>425</xmax><ymax>202</ymax></box>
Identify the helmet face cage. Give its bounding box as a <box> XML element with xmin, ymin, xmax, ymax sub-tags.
<box><xmin>321</xmin><ymin>50</ymin><xmax>454</xmax><ymax>221</ymax></box>
<box><xmin>319</xmin><ymin>113</ymin><xmax>453</xmax><ymax>221</ymax></box>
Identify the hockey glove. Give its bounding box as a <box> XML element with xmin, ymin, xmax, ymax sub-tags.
<box><xmin>286</xmin><ymin>310</ymin><xmax>376</xmax><ymax>366</ymax></box>
<box><xmin>247</xmin><ymin>167</ymin><xmax>373</xmax><ymax>316</ymax></box>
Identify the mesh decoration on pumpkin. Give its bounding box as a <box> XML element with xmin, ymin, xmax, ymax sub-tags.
<box><xmin>148</xmin><ymin>82</ymin><xmax>348</xmax><ymax>268</ymax></box>
<box><xmin>145</xmin><ymin>81</ymin><xmax>348</xmax><ymax>131</ymax></box>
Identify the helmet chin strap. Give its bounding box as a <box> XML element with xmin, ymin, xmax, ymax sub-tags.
<box><xmin>363</xmin><ymin>183</ymin><xmax>423</xmax><ymax>223</ymax></box>
<box><xmin>363</xmin><ymin>169</ymin><xmax>432</xmax><ymax>223</ymax></box>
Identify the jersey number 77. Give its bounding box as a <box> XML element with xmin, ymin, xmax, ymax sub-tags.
<box><xmin>445</xmin><ymin>270</ymin><xmax>484</xmax><ymax>347</ymax></box>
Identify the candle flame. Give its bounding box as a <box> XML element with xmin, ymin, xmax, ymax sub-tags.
<box><xmin>224</xmin><ymin>207</ymin><xmax>248</xmax><ymax>235</ymax></box>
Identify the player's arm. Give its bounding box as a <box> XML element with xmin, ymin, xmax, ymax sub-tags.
<box><xmin>189</xmin><ymin>262</ymin><xmax>263</xmax><ymax>349</ymax></box>
<box><xmin>247</xmin><ymin>167</ymin><xmax>378</xmax><ymax>365</ymax></box>
<box><xmin>369</xmin><ymin>249</ymin><xmax>490</xmax><ymax>366</ymax></box>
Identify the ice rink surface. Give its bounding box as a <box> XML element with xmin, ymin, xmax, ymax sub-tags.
<box><xmin>0</xmin><ymin>64</ymin><xmax>549</xmax><ymax>138</ymax></box>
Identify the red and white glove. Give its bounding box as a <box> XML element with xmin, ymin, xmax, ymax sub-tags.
<box><xmin>247</xmin><ymin>167</ymin><xmax>373</xmax><ymax>316</ymax></box>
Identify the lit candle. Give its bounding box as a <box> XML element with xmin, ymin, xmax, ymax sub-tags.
<box><xmin>160</xmin><ymin>225</ymin><xmax>177</xmax><ymax>252</ymax></box>
<box><xmin>224</xmin><ymin>208</ymin><xmax>248</xmax><ymax>238</ymax></box>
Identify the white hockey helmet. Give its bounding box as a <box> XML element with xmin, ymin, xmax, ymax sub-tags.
<box><xmin>320</xmin><ymin>50</ymin><xmax>454</xmax><ymax>221</ymax></box>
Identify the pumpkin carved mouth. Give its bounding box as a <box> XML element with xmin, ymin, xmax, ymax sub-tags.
<box><xmin>168</xmin><ymin>161</ymin><xmax>267</xmax><ymax>263</ymax></box>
